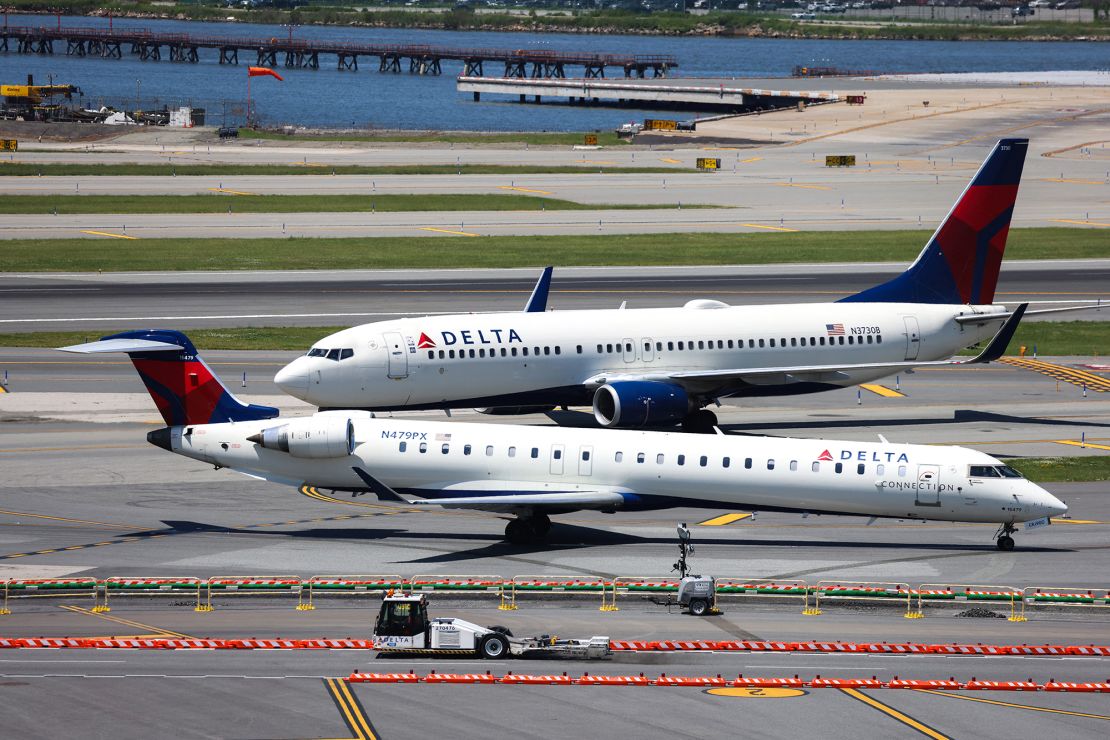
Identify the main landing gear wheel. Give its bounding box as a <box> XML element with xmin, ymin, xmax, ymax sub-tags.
<box><xmin>682</xmin><ymin>409</ymin><xmax>718</xmax><ymax>434</ymax></box>
<box><xmin>504</xmin><ymin>516</ymin><xmax>550</xmax><ymax>545</ymax></box>
<box><xmin>995</xmin><ymin>522</ymin><xmax>1017</xmax><ymax>551</ymax></box>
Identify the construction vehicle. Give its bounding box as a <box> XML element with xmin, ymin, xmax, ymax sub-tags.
<box><xmin>674</xmin><ymin>523</ymin><xmax>718</xmax><ymax>616</ymax></box>
<box><xmin>1</xmin><ymin>75</ymin><xmax>82</xmax><ymax>121</ymax></box>
<box><xmin>372</xmin><ymin>592</ymin><xmax>610</xmax><ymax>660</ymax></box>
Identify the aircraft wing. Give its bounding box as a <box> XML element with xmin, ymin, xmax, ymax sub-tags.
<box><xmin>588</xmin><ymin>304</ymin><xmax>1027</xmax><ymax>391</ymax></box>
<box><xmin>351</xmin><ymin>467</ymin><xmax>626</xmax><ymax>513</ymax></box>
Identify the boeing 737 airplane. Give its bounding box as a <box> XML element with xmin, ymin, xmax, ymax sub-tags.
<box><xmin>273</xmin><ymin>138</ymin><xmax>1048</xmax><ymax>432</ymax></box>
<box><xmin>61</xmin><ymin>329</ymin><xmax>1067</xmax><ymax>548</ymax></box>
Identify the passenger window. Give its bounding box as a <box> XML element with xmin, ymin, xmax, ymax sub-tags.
<box><xmin>419</xmin><ymin>442</ymin><xmax>427</xmax><ymax>454</ymax></box>
<box><xmin>607</xmin><ymin>343</ymin><xmax>614</xmax><ymax>353</ymax></box>
<box><xmin>577</xmin><ymin>345</ymin><xmax>583</xmax><ymax>354</ymax></box>
<box><xmin>789</xmin><ymin>460</ymin><xmax>798</xmax><ymax>471</ymax></box>
<box><xmin>439</xmin><ymin>350</ymin><xmax>445</xmax><ymax>359</ymax></box>
<box><xmin>501</xmin><ymin>348</ymin><xmax>508</xmax><ymax>357</ymax></box>
<box><xmin>839</xmin><ymin>336</ymin><xmax>845</xmax><ymax>345</ymax></box>
<box><xmin>597</xmin><ymin>344</ymin><xmax>603</xmax><ymax>353</ymax></box>
<box><xmin>656</xmin><ymin>454</ymin><xmax>664</xmax><ymax>464</ymax></box>
<box><xmin>877</xmin><ymin>335</ymin><xmax>883</xmax><ymax>344</ymax></box>
<box><xmin>699</xmin><ymin>456</ymin><xmax>708</xmax><ymax>467</ymax></box>
<box><xmin>769</xmin><ymin>339</ymin><xmax>776</xmax><ymax>348</ymax></box>
<box><xmin>727</xmin><ymin>340</ymin><xmax>734</xmax><ymax>349</ymax></box>
<box><xmin>898</xmin><ymin>465</ymin><xmax>907</xmax><ymax>477</ymax></box>
<box><xmin>835</xmin><ymin>463</ymin><xmax>843</xmax><ymax>474</ymax></box>
<box><xmin>531</xmin><ymin>447</ymin><xmax>539</xmax><ymax>459</ymax></box>
<box><xmin>442</xmin><ymin>444</ymin><xmax>450</xmax><ymax>454</ymax></box>
<box><xmin>799</xmin><ymin>338</ymin><xmax>806</xmax><ymax>347</ymax></box>
<box><xmin>810</xmin><ymin>337</ymin><xmax>816</xmax><ymax>345</ymax></box>
<box><xmin>780</xmin><ymin>337</ymin><xmax>786</xmax><ymax>347</ymax></box>
<box><xmin>722</xmin><ymin>457</ymin><xmax>730</xmax><ymax>468</ymax></box>
<box><xmin>848</xmin><ymin>336</ymin><xmax>854</xmax><ymax>345</ymax></box>
<box><xmin>717</xmin><ymin>340</ymin><xmax>724</xmax><ymax>349</ymax></box>
<box><xmin>748</xmin><ymin>339</ymin><xmax>755</xmax><ymax>348</ymax></box>
<box><xmin>656</xmin><ymin>342</ymin><xmax>663</xmax><ymax>351</ymax></box>
<box><xmin>857</xmin><ymin>463</ymin><xmax>865</xmax><ymax>475</ymax></box>
<box><xmin>449</xmin><ymin>349</ymin><xmax>456</xmax><ymax>359</ymax></box>
<box><xmin>543</xmin><ymin>347</ymin><xmax>551</xmax><ymax>356</ymax></box>
<box><xmin>744</xmin><ymin>458</ymin><xmax>752</xmax><ymax>469</ymax></box>
<box><xmin>811</xmin><ymin>461</ymin><xmax>820</xmax><ymax>472</ymax></box>
<box><xmin>637</xmin><ymin>453</ymin><xmax>645</xmax><ymax>463</ymax></box>
<box><xmin>534</xmin><ymin>347</ymin><xmax>540</xmax><ymax>356</ymax></box>
<box><xmin>876</xmin><ymin>464</ymin><xmax>884</xmax><ymax>475</ymax></box>
<box><xmin>791</xmin><ymin>338</ymin><xmax>797</xmax><ymax>347</ymax></box>
<box><xmin>677</xmin><ymin>341</ymin><xmax>684</xmax><ymax>350</ymax></box>
<box><xmin>615</xmin><ymin>451</ymin><xmax>623</xmax><ymax>462</ymax></box>
<box><xmin>508</xmin><ymin>447</ymin><xmax>516</xmax><ymax>458</ymax></box>
<box><xmin>469</xmin><ymin>349</ymin><xmax>476</xmax><ymax>358</ymax></box>
<box><xmin>820</xmin><ymin>337</ymin><xmax>826</xmax><ymax>346</ymax></box>
<box><xmin>464</xmin><ymin>445</ymin><xmax>472</xmax><ymax>456</ymax></box>
<box><xmin>511</xmin><ymin>348</ymin><xmax>518</xmax><ymax>357</ymax></box>
<box><xmin>555</xmin><ymin>346</ymin><xmax>561</xmax><ymax>355</ymax></box>
<box><xmin>668</xmin><ymin>342</ymin><xmax>674</xmax><ymax>351</ymax></box>
<box><xmin>759</xmin><ymin>339</ymin><xmax>765</xmax><ymax>348</ymax></box>
<box><xmin>486</xmin><ymin>445</ymin><xmax>494</xmax><ymax>456</ymax></box>
<box><xmin>644</xmin><ymin>342</ymin><xmax>651</xmax><ymax>352</ymax></box>
<box><xmin>677</xmin><ymin>454</ymin><xmax>685</xmax><ymax>466</ymax></box>
<box><xmin>479</xmin><ymin>348</ymin><xmax>486</xmax><ymax>358</ymax></box>
<box><xmin>866</xmin><ymin>335</ymin><xmax>873</xmax><ymax>344</ymax></box>
<box><xmin>522</xmin><ymin>348</ymin><xmax>529</xmax><ymax>357</ymax></box>
<box><xmin>399</xmin><ymin>441</ymin><xmax>407</xmax><ymax>452</ymax></box>
<box><xmin>428</xmin><ymin>351</ymin><xmax>435</xmax><ymax>359</ymax></box>
<box><xmin>767</xmin><ymin>459</ymin><xmax>775</xmax><ymax>470</ymax></box>
<box><xmin>581</xmin><ymin>450</ymin><xmax>590</xmax><ymax>461</ymax></box>
<box><xmin>554</xmin><ymin>449</ymin><xmax>562</xmax><ymax>460</ymax></box>
<box><xmin>698</xmin><ymin>341</ymin><xmax>704</xmax><ymax>350</ymax></box>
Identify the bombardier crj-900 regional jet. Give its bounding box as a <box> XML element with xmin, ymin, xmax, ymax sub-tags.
<box><xmin>63</xmin><ymin>330</ymin><xmax>1067</xmax><ymax>547</ymax></box>
<box><xmin>275</xmin><ymin>139</ymin><xmax>1042</xmax><ymax>432</ymax></box>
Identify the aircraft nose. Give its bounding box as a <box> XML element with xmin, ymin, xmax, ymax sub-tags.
<box><xmin>274</xmin><ymin>359</ymin><xmax>310</xmax><ymax>400</ymax></box>
<box><xmin>1044</xmin><ymin>492</ymin><xmax>1068</xmax><ymax>519</ymax></box>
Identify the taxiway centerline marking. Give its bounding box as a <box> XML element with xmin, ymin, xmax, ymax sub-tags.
<box><xmin>1051</xmin><ymin>219</ymin><xmax>1110</xmax><ymax>227</ymax></box>
<box><xmin>79</xmin><ymin>230</ymin><xmax>139</xmax><ymax>240</ymax></box>
<box><xmin>859</xmin><ymin>383</ymin><xmax>905</xmax><ymax>398</ymax></box>
<box><xmin>0</xmin><ymin>508</ymin><xmax>140</xmax><ymax>530</ymax></box>
<box><xmin>840</xmin><ymin>688</ymin><xmax>950</xmax><ymax>740</ymax></box>
<box><xmin>418</xmin><ymin>227</ymin><xmax>481</xmax><ymax>237</ymax></box>
<box><xmin>773</xmin><ymin>183</ymin><xmax>831</xmax><ymax>190</ymax></box>
<box><xmin>60</xmin><ymin>605</ymin><xmax>194</xmax><ymax>640</ymax></box>
<box><xmin>698</xmin><ymin>513</ymin><xmax>752</xmax><ymax>526</ymax></box>
<box><xmin>1055</xmin><ymin>439</ymin><xmax>1110</xmax><ymax>452</ymax></box>
<box><xmin>497</xmin><ymin>185</ymin><xmax>553</xmax><ymax>195</ymax></box>
<box><xmin>741</xmin><ymin>223</ymin><xmax>800</xmax><ymax>232</ymax></box>
<box><xmin>915</xmin><ymin>689</ymin><xmax>1110</xmax><ymax>721</ymax></box>
<box><xmin>326</xmin><ymin>678</ymin><xmax>378</xmax><ymax>740</ymax></box>
<box><xmin>207</xmin><ymin>188</ymin><xmax>258</xmax><ymax>196</ymax></box>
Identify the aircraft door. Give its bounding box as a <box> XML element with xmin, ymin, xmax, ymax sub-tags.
<box><xmin>642</xmin><ymin>338</ymin><xmax>655</xmax><ymax>363</ymax></box>
<box><xmin>622</xmin><ymin>338</ymin><xmax>635</xmax><ymax>363</ymax></box>
<box><xmin>578</xmin><ymin>446</ymin><xmax>593</xmax><ymax>476</ymax></box>
<box><xmin>550</xmin><ymin>444</ymin><xmax>565</xmax><ymax>475</ymax></box>
<box><xmin>384</xmin><ymin>332</ymin><xmax>408</xmax><ymax>379</ymax></box>
<box><xmin>903</xmin><ymin>316</ymin><xmax>921</xmax><ymax>361</ymax></box>
<box><xmin>915</xmin><ymin>464</ymin><xmax>941</xmax><ymax>507</ymax></box>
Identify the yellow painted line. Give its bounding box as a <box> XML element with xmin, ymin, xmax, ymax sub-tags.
<box><xmin>288</xmin><ymin>161</ymin><xmax>329</xmax><ymax>167</ymax></box>
<box><xmin>860</xmin><ymin>383</ymin><xmax>905</xmax><ymax>398</ymax></box>
<box><xmin>1055</xmin><ymin>439</ymin><xmax>1110</xmax><ymax>452</ymax></box>
<box><xmin>0</xmin><ymin>444</ymin><xmax>144</xmax><ymax>453</ymax></box>
<box><xmin>659</xmin><ymin>158</ymin><xmax>682</xmax><ymax>164</ymax></box>
<box><xmin>915</xmin><ymin>689</ymin><xmax>1110</xmax><ymax>721</ymax></box>
<box><xmin>299</xmin><ymin>485</ymin><xmax>397</xmax><ymax>511</ymax></box>
<box><xmin>0</xmin><ymin>385</ymin><xmax>6</xmax><ymax>393</ymax></box>
<box><xmin>739</xmin><ymin>156</ymin><xmax>764</xmax><ymax>163</ymax></box>
<box><xmin>336</xmin><ymin>678</ymin><xmax>377</xmax><ymax>740</ymax></box>
<box><xmin>497</xmin><ymin>185</ymin><xmax>553</xmax><ymax>195</ymax></box>
<box><xmin>1052</xmin><ymin>518</ymin><xmax>1104</xmax><ymax>525</ymax></box>
<box><xmin>326</xmin><ymin>678</ymin><xmax>377</xmax><ymax>740</ymax></box>
<box><xmin>840</xmin><ymin>688</ymin><xmax>950</xmax><ymax>740</ymax></box>
<box><xmin>0</xmin><ymin>509</ymin><xmax>139</xmax><ymax>530</ymax></box>
<box><xmin>1039</xmin><ymin>177</ymin><xmax>1105</xmax><ymax>185</ymax></box>
<box><xmin>741</xmin><ymin>223</ymin><xmax>800</xmax><ymax>232</ymax></box>
<box><xmin>80</xmin><ymin>230</ymin><xmax>139</xmax><ymax>240</ymax></box>
<box><xmin>773</xmin><ymin>182</ymin><xmax>831</xmax><ymax>190</ymax></box>
<box><xmin>61</xmin><ymin>605</ymin><xmax>194</xmax><ymax>639</ymax></box>
<box><xmin>419</xmin><ymin>227</ymin><xmax>481</xmax><ymax>237</ymax></box>
<box><xmin>1052</xmin><ymin>219</ymin><xmax>1110</xmax><ymax>227</ymax></box>
<box><xmin>698</xmin><ymin>513</ymin><xmax>752</xmax><ymax>526</ymax></box>
<box><xmin>207</xmin><ymin>187</ymin><xmax>258</xmax><ymax>196</ymax></box>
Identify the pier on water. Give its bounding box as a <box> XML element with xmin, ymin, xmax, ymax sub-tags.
<box><xmin>0</xmin><ymin>25</ymin><xmax>677</xmax><ymax>78</ymax></box>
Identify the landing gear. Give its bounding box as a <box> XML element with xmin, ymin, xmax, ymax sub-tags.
<box><xmin>504</xmin><ymin>514</ymin><xmax>551</xmax><ymax>545</ymax></box>
<box><xmin>995</xmin><ymin>522</ymin><xmax>1017</xmax><ymax>551</ymax></box>
<box><xmin>681</xmin><ymin>409</ymin><xmax>718</xmax><ymax>434</ymax></box>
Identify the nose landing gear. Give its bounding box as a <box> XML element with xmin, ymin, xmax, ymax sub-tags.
<box><xmin>995</xmin><ymin>522</ymin><xmax>1017</xmax><ymax>551</ymax></box>
<box><xmin>504</xmin><ymin>513</ymin><xmax>552</xmax><ymax>545</ymax></box>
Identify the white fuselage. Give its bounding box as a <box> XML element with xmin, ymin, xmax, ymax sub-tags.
<box><xmin>168</xmin><ymin>416</ymin><xmax>1065</xmax><ymax>525</ymax></box>
<box><xmin>275</xmin><ymin>301</ymin><xmax>1005</xmax><ymax>410</ymax></box>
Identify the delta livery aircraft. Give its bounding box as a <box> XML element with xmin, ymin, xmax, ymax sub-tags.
<box><xmin>274</xmin><ymin>138</ymin><xmax>1047</xmax><ymax>432</ymax></box>
<box><xmin>62</xmin><ymin>330</ymin><xmax>1066</xmax><ymax>547</ymax></box>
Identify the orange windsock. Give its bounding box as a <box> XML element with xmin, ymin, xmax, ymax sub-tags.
<box><xmin>248</xmin><ymin>67</ymin><xmax>284</xmax><ymax>81</ymax></box>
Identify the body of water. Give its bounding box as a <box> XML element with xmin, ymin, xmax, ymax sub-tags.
<box><xmin>2</xmin><ymin>14</ymin><xmax>1105</xmax><ymax>130</ymax></box>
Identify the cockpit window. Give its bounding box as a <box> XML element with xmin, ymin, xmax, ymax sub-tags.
<box><xmin>339</xmin><ymin>348</ymin><xmax>354</xmax><ymax>360</ymax></box>
<box><xmin>307</xmin><ymin>348</ymin><xmax>328</xmax><ymax>358</ymax></box>
<box><xmin>996</xmin><ymin>465</ymin><xmax>1023</xmax><ymax>479</ymax></box>
<box><xmin>969</xmin><ymin>465</ymin><xmax>1001</xmax><ymax>478</ymax></box>
<box><xmin>309</xmin><ymin>347</ymin><xmax>354</xmax><ymax>361</ymax></box>
<box><xmin>326</xmin><ymin>348</ymin><xmax>341</xmax><ymax>361</ymax></box>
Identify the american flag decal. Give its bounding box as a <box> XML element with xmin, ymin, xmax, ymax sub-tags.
<box><xmin>826</xmin><ymin>323</ymin><xmax>845</xmax><ymax>336</ymax></box>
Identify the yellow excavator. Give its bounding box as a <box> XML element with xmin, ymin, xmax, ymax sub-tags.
<box><xmin>1</xmin><ymin>75</ymin><xmax>82</xmax><ymax>121</ymax></box>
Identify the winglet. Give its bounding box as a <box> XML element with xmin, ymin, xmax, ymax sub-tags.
<box><xmin>965</xmin><ymin>302</ymin><xmax>1027</xmax><ymax>364</ymax></box>
<box><xmin>352</xmin><ymin>467</ymin><xmax>418</xmax><ymax>504</ymax></box>
<box><xmin>523</xmin><ymin>266</ymin><xmax>553</xmax><ymax>313</ymax></box>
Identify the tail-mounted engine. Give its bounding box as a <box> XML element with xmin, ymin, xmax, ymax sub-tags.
<box><xmin>247</xmin><ymin>417</ymin><xmax>354</xmax><ymax>459</ymax></box>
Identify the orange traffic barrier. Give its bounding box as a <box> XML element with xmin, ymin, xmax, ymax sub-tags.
<box><xmin>422</xmin><ymin>673</ymin><xmax>498</xmax><ymax>684</ymax></box>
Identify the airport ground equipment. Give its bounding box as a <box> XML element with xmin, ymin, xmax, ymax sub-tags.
<box><xmin>673</xmin><ymin>523</ymin><xmax>717</xmax><ymax>616</ymax></box>
<box><xmin>1</xmin><ymin>74</ymin><xmax>81</xmax><ymax>121</ymax></box>
<box><xmin>372</xmin><ymin>593</ymin><xmax>609</xmax><ymax>660</ymax></box>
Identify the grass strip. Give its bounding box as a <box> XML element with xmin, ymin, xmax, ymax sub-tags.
<box><xmin>3</xmin><ymin>228</ymin><xmax>1109</xmax><ymax>273</ymax></box>
<box><xmin>236</xmin><ymin>129</ymin><xmax>628</xmax><ymax>146</ymax></box>
<box><xmin>5</xmin><ymin>322</ymin><xmax>1108</xmax><ymax>355</ymax></box>
<box><xmin>0</xmin><ymin>193</ymin><xmax>692</xmax><ymax>215</ymax></box>
<box><xmin>1003</xmin><ymin>456</ymin><xmax>1110</xmax><ymax>483</ymax></box>
<box><xmin>960</xmin><ymin>321</ymin><xmax>1110</xmax><ymax>358</ymax></box>
<box><xmin>0</xmin><ymin>163</ymin><xmax>673</xmax><ymax>177</ymax></box>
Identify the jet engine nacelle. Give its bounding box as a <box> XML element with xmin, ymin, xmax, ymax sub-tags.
<box><xmin>592</xmin><ymin>381</ymin><xmax>690</xmax><ymax>428</ymax></box>
<box><xmin>248</xmin><ymin>417</ymin><xmax>354</xmax><ymax>459</ymax></box>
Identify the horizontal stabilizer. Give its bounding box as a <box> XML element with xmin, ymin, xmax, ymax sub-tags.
<box><xmin>59</xmin><ymin>337</ymin><xmax>185</xmax><ymax>354</ymax></box>
<box><xmin>963</xmin><ymin>302</ymin><xmax>1026</xmax><ymax>364</ymax></box>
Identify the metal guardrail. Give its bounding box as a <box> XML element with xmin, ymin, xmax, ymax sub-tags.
<box><xmin>809</xmin><ymin>580</ymin><xmax>917</xmax><ymax>618</ymax></box>
<box><xmin>603</xmin><ymin>576</ymin><xmax>680</xmax><ymax>612</ymax></box>
<box><xmin>300</xmin><ymin>574</ymin><xmax>405</xmax><ymax>611</ymax></box>
<box><xmin>1024</xmin><ymin>586</ymin><xmax>1110</xmax><ymax>609</ymax></box>
<box><xmin>501</xmin><ymin>575</ymin><xmax>606</xmax><ymax>612</ymax></box>
<box><xmin>98</xmin><ymin>576</ymin><xmax>203</xmax><ymax>613</ymax></box>
<box><xmin>1</xmin><ymin>577</ymin><xmax>98</xmax><ymax>615</ymax></box>
<box><xmin>201</xmin><ymin>575</ymin><xmax>302</xmax><ymax>612</ymax></box>
<box><xmin>916</xmin><ymin>583</ymin><xmax>1026</xmax><ymax>622</ymax></box>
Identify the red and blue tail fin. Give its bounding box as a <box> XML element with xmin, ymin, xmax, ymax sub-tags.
<box><xmin>59</xmin><ymin>329</ymin><xmax>278</xmax><ymax>426</ymax></box>
<box><xmin>840</xmin><ymin>138</ymin><xmax>1028</xmax><ymax>305</ymax></box>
